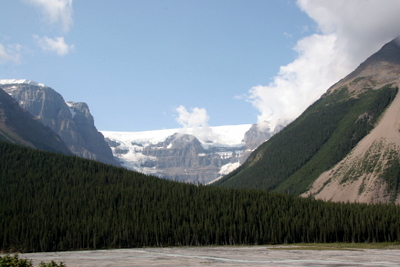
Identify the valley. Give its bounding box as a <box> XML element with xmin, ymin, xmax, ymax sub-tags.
<box><xmin>2</xmin><ymin>33</ymin><xmax>400</xmax><ymax>263</ymax></box>
<box><xmin>3</xmin><ymin>2</ymin><xmax>400</xmax><ymax>267</ymax></box>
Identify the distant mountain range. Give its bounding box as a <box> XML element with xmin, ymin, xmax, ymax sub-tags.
<box><xmin>216</xmin><ymin>37</ymin><xmax>400</xmax><ymax>204</ymax></box>
<box><xmin>102</xmin><ymin>123</ymin><xmax>277</xmax><ymax>184</ymax></box>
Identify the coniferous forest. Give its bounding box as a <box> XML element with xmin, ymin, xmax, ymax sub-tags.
<box><xmin>1</xmin><ymin>141</ymin><xmax>400</xmax><ymax>253</ymax></box>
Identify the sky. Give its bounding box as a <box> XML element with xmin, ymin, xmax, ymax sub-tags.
<box><xmin>1</xmin><ymin>1</ymin><xmax>400</xmax><ymax>132</ymax></box>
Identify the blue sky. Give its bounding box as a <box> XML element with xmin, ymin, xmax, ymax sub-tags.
<box><xmin>2</xmin><ymin>1</ymin><xmax>400</xmax><ymax>132</ymax></box>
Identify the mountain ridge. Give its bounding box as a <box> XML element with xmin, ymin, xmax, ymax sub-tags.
<box><xmin>102</xmin><ymin>123</ymin><xmax>275</xmax><ymax>183</ymax></box>
<box><xmin>215</xmin><ymin>37</ymin><xmax>400</xmax><ymax>204</ymax></box>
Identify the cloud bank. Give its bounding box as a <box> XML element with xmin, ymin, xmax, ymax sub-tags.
<box><xmin>175</xmin><ymin>105</ymin><xmax>215</xmax><ymax>142</ymax></box>
<box><xmin>249</xmin><ymin>0</ymin><xmax>400</xmax><ymax>132</ymax></box>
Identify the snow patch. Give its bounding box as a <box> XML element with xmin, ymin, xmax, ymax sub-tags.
<box><xmin>205</xmin><ymin>161</ymin><xmax>241</xmax><ymax>185</ymax></box>
<box><xmin>0</xmin><ymin>79</ymin><xmax>46</xmax><ymax>87</ymax></box>
<box><xmin>65</xmin><ymin>102</ymin><xmax>76</xmax><ymax>118</ymax></box>
<box><xmin>218</xmin><ymin>162</ymin><xmax>240</xmax><ymax>176</ymax></box>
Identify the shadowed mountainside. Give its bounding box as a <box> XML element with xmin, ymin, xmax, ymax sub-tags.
<box><xmin>0</xmin><ymin>87</ymin><xmax>71</xmax><ymax>155</ymax></box>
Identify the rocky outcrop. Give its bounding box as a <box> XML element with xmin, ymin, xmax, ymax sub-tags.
<box><xmin>0</xmin><ymin>87</ymin><xmax>71</xmax><ymax>154</ymax></box>
<box><xmin>0</xmin><ymin>80</ymin><xmax>119</xmax><ymax>166</ymax></box>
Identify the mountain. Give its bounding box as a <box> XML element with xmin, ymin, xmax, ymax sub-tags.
<box><xmin>215</xmin><ymin>37</ymin><xmax>400</xmax><ymax>204</ymax></box>
<box><xmin>0</xmin><ymin>87</ymin><xmax>71</xmax><ymax>154</ymax></box>
<box><xmin>0</xmin><ymin>79</ymin><xmax>120</xmax><ymax>166</ymax></box>
<box><xmin>102</xmin><ymin>124</ymin><xmax>276</xmax><ymax>184</ymax></box>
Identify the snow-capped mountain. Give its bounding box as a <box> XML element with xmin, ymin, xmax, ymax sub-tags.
<box><xmin>102</xmin><ymin>124</ymin><xmax>274</xmax><ymax>184</ymax></box>
<box><xmin>0</xmin><ymin>79</ymin><xmax>46</xmax><ymax>87</ymax></box>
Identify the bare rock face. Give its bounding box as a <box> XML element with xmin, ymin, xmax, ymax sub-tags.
<box><xmin>1</xmin><ymin>80</ymin><xmax>120</xmax><ymax>166</ymax></box>
<box><xmin>141</xmin><ymin>133</ymin><xmax>241</xmax><ymax>183</ymax></box>
<box><xmin>0</xmin><ymin>87</ymin><xmax>71</xmax><ymax>154</ymax></box>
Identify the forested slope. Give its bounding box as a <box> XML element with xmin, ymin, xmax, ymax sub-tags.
<box><xmin>215</xmin><ymin>38</ymin><xmax>400</xmax><ymax>204</ymax></box>
<box><xmin>1</xmin><ymin>141</ymin><xmax>400</xmax><ymax>252</ymax></box>
<box><xmin>215</xmin><ymin>84</ymin><xmax>397</xmax><ymax>195</ymax></box>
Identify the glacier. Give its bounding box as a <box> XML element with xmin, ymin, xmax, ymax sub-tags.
<box><xmin>101</xmin><ymin>124</ymin><xmax>253</xmax><ymax>183</ymax></box>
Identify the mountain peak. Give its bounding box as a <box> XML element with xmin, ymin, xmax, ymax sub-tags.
<box><xmin>363</xmin><ymin>37</ymin><xmax>400</xmax><ymax>66</ymax></box>
<box><xmin>0</xmin><ymin>79</ymin><xmax>46</xmax><ymax>87</ymax></box>
<box><xmin>2</xmin><ymin>81</ymin><xmax>120</xmax><ymax>167</ymax></box>
<box><xmin>326</xmin><ymin>38</ymin><xmax>400</xmax><ymax>96</ymax></box>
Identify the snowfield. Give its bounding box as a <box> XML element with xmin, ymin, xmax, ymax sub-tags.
<box><xmin>0</xmin><ymin>79</ymin><xmax>46</xmax><ymax>87</ymax></box>
<box><xmin>102</xmin><ymin>124</ymin><xmax>252</xmax><ymax>148</ymax></box>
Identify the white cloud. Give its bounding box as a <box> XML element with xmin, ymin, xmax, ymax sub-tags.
<box><xmin>34</xmin><ymin>35</ymin><xmax>74</xmax><ymax>56</ymax></box>
<box><xmin>176</xmin><ymin>105</ymin><xmax>209</xmax><ymax>129</ymax></box>
<box><xmin>248</xmin><ymin>0</ymin><xmax>400</xmax><ymax>131</ymax></box>
<box><xmin>0</xmin><ymin>43</ymin><xmax>23</xmax><ymax>64</ymax></box>
<box><xmin>175</xmin><ymin>105</ymin><xmax>215</xmax><ymax>142</ymax></box>
<box><xmin>27</xmin><ymin>0</ymin><xmax>73</xmax><ymax>33</ymax></box>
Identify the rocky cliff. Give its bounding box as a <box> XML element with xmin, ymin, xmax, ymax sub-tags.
<box><xmin>0</xmin><ymin>80</ymin><xmax>119</xmax><ymax>166</ymax></box>
<box><xmin>0</xmin><ymin>87</ymin><xmax>71</xmax><ymax>154</ymax></box>
<box><xmin>141</xmin><ymin>133</ymin><xmax>241</xmax><ymax>183</ymax></box>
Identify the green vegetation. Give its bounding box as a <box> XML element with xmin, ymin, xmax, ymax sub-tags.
<box><xmin>381</xmin><ymin>149</ymin><xmax>400</xmax><ymax>202</ymax></box>
<box><xmin>215</xmin><ymin>85</ymin><xmax>398</xmax><ymax>195</ymax></box>
<box><xmin>0</xmin><ymin>254</ymin><xmax>65</xmax><ymax>267</ymax></box>
<box><xmin>0</xmin><ymin>254</ymin><xmax>32</xmax><ymax>267</ymax></box>
<box><xmin>1</xmin><ymin>141</ymin><xmax>400</xmax><ymax>253</ymax></box>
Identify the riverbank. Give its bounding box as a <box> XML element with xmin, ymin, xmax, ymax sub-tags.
<box><xmin>14</xmin><ymin>244</ymin><xmax>400</xmax><ymax>266</ymax></box>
